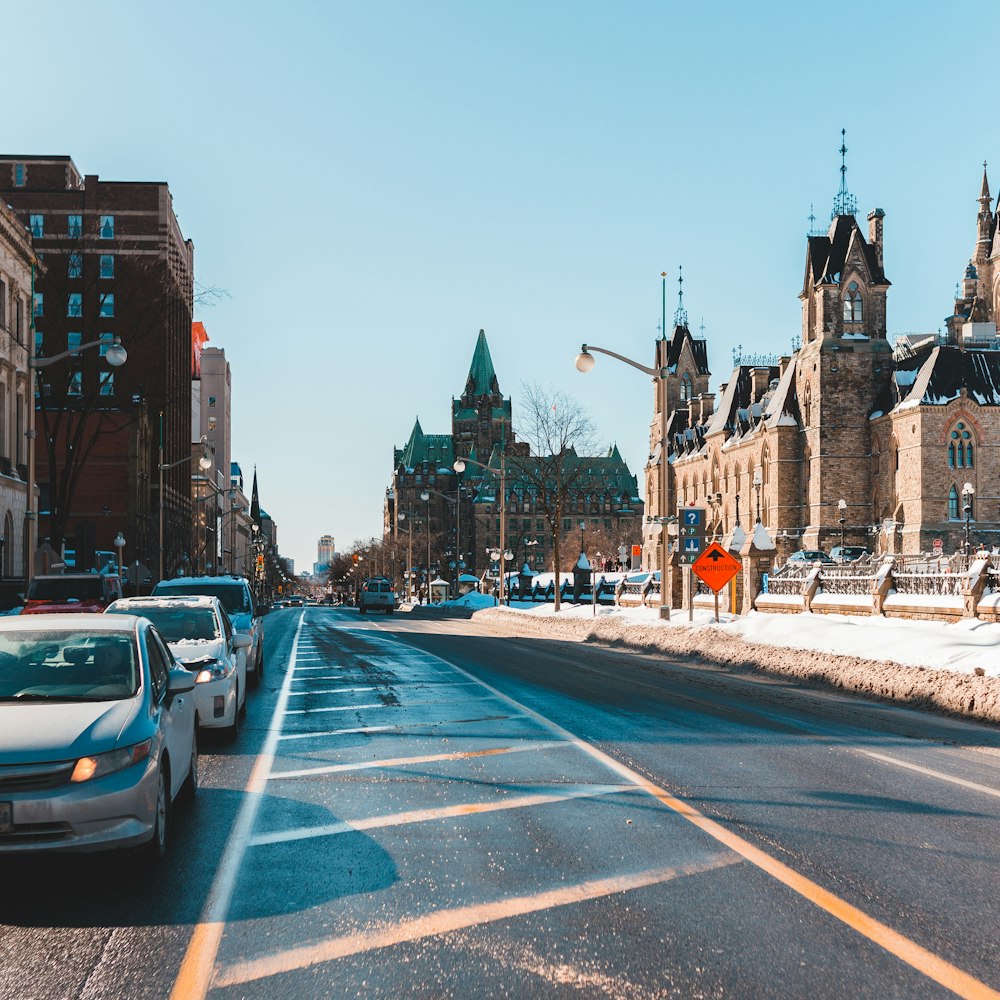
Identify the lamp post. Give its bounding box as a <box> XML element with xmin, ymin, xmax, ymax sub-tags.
<box><xmin>397</xmin><ymin>512</ymin><xmax>414</xmax><ymax>602</ymax></box>
<box><xmin>420</xmin><ymin>489</ymin><xmax>431</xmax><ymax>602</ymax></box>
<box><xmin>576</xmin><ymin>343</ymin><xmax>671</xmax><ymax>619</ymax></box>
<box><xmin>962</xmin><ymin>482</ymin><xmax>975</xmax><ymax>555</ymax></box>
<box><xmin>578</xmin><ymin>520</ymin><xmax>586</xmax><ymax>556</ymax></box>
<box><xmin>26</xmin><ymin>335</ymin><xmax>127</xmax><ymax>584</ymax></box>
<box><xmin>752</xmin><ymin>469</ymin><xmax>763</xmax><ymax>524</ymax></box>
<box><xmin>838</xmin><ymin>498</ymin><xmax>847</xmax><ymax>552</ymax></box>
<box><xmin>158</xmin><ymin>428</ymin><xmax>212</xmax><ymax>582</ymax></box>
<box><xmin>113</xmin><ymin>531</ymin><xmax>125</xmax><ymax>585</ymax></box>
<box><xmin>452</xmin><ymin>453</ymin><xmax>508</xmax><ymax>604</ymax></box>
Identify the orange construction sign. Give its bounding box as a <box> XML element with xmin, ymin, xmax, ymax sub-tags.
<box><xmin>691</xmin><ymin>542</ymin><xmax>740</xmax><ymax>593</ymax></box>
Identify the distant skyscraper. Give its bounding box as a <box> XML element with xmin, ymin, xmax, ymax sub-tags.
<box><xmin>317</xmin><ymin>534</ymin><xmax>336</xmax><ymax>569</ymax></box>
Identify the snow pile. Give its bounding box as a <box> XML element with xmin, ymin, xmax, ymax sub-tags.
<box><xmin>471</xmin><ymin>605</ymin><xmax>1000</xmax><ymax>723</ymax></box>
<box><xmin>441</xmin><ymin>591</ymin><xmax>497</xmax><ymax>611</ymax></box>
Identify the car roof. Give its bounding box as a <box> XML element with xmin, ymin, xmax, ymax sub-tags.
<box><xmin>156</xmin><ymin>576</ymin><xmax>249</xmax><ymax>586</ymax></box>
<box><xmin>107</xmin><ymin>595</ymin><xmax>220</xmax><ymax>611</ymax></box>
<box><xmin>0</xmin><ymin>613</ymin><xmax>140</xmax><ymax>633</ymax></box>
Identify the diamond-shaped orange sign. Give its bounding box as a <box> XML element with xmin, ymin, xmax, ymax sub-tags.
<box><xmin>691</xmin><ymin>542</ymin><xmax>740</xmax><ymax>593</ymax></box>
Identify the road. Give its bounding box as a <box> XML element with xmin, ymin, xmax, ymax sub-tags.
<box><xmin>2</xmin><ymin>606</ymin><xmax>1000</xmax><ymax>999</ymax></box>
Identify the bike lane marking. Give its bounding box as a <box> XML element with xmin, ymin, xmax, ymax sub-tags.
<box><xmin>168</xmin><ymin>609</ymin><xmax>307</xmax><ymax>1000</ymax></box>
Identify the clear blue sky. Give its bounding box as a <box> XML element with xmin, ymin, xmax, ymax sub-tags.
<box><xmin>6</xmin><ymin>1</ymin><xmax>998</xmax><ymax>570</ymax></box>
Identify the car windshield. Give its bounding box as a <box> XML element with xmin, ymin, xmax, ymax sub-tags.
<box><xmin>109</xmin><ymin>607</ymin><xmax>219</xmax><ymax>642</ymax></box>
<box><xmin>26</xmin><ymin>577</ymin><xmax>103</xmax><ymax>602</ymax></box>
<box><xmin>0</xmin><ymin>630</ymin><xmax>138</xmax><ymax>702</ymax></box>
<box><xmin>156</xmin><ymin>583</ymin><xmax>249</xmax><ymax>614</ymax></box>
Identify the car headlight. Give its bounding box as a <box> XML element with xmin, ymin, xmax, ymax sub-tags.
<box><xmin>182</xmin><ymin>656</ymin><xmax>232</xmax><ymax>683</ymax></box>
<box><xmin>71</xmin><ymin>739</ymin><xmax>152</xmax><ymax>783</ymax></box>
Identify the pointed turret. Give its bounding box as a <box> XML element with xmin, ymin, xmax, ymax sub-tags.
<box><xmin>975</xmin><ymin>161</ymin><xmax>995</xmax><ymax>263</ymax></box>
<box><xmin>250</xmin><ymin>466</ymin><xmax>261</xmax><ymax>526</ymax></box>
<box><xmin>465</xmin><ymin>329</ymin><xmax>499</xmax><ymax>397</ymax></box>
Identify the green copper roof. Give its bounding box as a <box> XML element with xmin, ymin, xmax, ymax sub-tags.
<box><xmin>466</xmin><ymin>329</ymin><xmax>498</xmax><ymax>397</ymax></box>
<box><xmin>398</xmin><ymin>417</ymin><xmax>455</xmax><ymax>469</ymax></box>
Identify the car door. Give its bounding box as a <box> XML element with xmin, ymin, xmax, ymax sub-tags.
<box><xmin>145</xmin><ymin>626</ymin><xmax>193</xmax><ymax>800</ymax></box>
<box><xmin>220</xmin><ymin>607</ymin><xmax>246</xmax><ymax>709</ymax></box>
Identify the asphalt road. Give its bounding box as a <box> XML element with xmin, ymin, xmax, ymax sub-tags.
<box><xmin>2</xmin><ymin>606</ymin><xmax>1000</xmax><ymax>999</ymax></box>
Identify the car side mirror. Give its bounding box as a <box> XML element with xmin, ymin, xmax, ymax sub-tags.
<box><xmin>167</xmin><ymin>667</ymin><xmax>196</xmax><ymax>695</ymax></box>
<box><xmin>231</xmin><ymin>634</ymin><xmax>252</xmax><ymax>650</ymax></box>
<box><xmin>256</xmin><ymin>603</ymin><xmax>270</xmax><ymax>616</ymax></box>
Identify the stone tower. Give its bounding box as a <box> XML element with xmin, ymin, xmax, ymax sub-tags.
<box><xmin>451</xmin><ymin>330</ymin><xmax>513</xmax><ymax>462</ymax></box>
<box><xmin>795</xmin><ymin>144</ymin><xmax>892</xmax><ymax>548</ymax></box>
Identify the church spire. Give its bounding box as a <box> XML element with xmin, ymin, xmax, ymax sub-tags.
<box><xmin>464</xmin><ymin>329</ymin><xmax>499</xmax><ymax>397</ymax></box>
<box><xmin>975</xmin><ymin>161</ymin><xmax>994</xmax><ymax>263</ymax></box>
<box><xmin>674</xmin><ymin>265</ymin><xmax>688</xmax><ymax>327</ymax></box>
<box><xmin>250</xmin><ymin>466</ymin><xmax>261</xmax><ymax>526</ymax></box>
<box><xmin>831</xmin><ymin>128</ymin><xmax>858</xmax><ymax>220</ymax></box>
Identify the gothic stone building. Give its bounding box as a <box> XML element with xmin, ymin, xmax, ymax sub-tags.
<box><xmin>644</xmin><ymin>166</ymin><xmax>1000</xmax><ymax>572</ymax></box>
<box><xmin>386</xmin><ymin>331</ymin><xmax>643</xmax><ymax>581</ymax></box>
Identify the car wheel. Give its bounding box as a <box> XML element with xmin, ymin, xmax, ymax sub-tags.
<box><xmin>386</xmin><ymin>607</ymin><xmax>393</xmax><ymax>615</ymax></box>
<box><xmin>180</xmin><ymin>730</ymin><xmax>199</xmax><ymax>803</ymax></box>
<box><xmin>359</xmin><ymin>605</ymin><xmax>367</xmax><ymax>615</ymax></box>
<box><xmin>140</xmin><ymin>767</ymin><xmax>169</xmax><ymax>864</ymax></box>
<box><xmin>223</xmin><ymin>684</ymin><xmax>240</xmax><ymax>742</ymax></box>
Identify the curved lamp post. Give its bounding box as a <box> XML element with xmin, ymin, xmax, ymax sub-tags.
<box><xmin>962</xmin><ymin>482</ymin><xmax>975</xmax><ymax>555</ymax></box>
<box><xmin>575</xmin><ymin>344</ymin><xmax>671</xmax><ymax>619</ymax></box>
<box><xmin>26</xmin><ymin>335</ymin><xmax>127</xmax><ymax>584</ymax></box>
<box><xmin>158</xmin><ymin>432</ymin><xmax>212</xmax><ymax>581</ymax></box>
<box><xmin>454</xmin><ymin>452</ymin><xmax>508</xmax><ymax>603</ymax></box>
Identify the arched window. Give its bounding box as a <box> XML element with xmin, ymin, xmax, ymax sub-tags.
<box><xmin>948</xmin><ymin>485</ymin><xmax>960</xmax><ymax>520</ymax></box>
<box><xmin>803</xmin><ymin>382</ymin><xmax>812</xmax><ymax>426</ymax></box>
<box><xmin>760</xmin><ymin>445</ymin><xmax>770</xmax><ymax>485</ymax></box>
<box><xmin>949</xmin><ymin>422</ymin><xmax>975</xmax><ymax>472</ymax></box>
<box><xmin>843</xmin><ymin>280</ymin><xmax>863</xmax><ymax>323</ymax></box>
<box><xmin>680</xmin><ymin>372</ymin><xmax>692</xmax><ymax>401</ymax></box>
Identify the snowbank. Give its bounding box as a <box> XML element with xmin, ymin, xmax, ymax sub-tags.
<box><xmin>471</xmin><ymin>605</ymin><xmax>1000</xmax><ymax>724</ymax></box>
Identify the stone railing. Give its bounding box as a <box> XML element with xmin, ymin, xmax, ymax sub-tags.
<box><xmin>817</xmin><ymin>563</ymin><xmax>880</xmax><ymax>597</ymax></box>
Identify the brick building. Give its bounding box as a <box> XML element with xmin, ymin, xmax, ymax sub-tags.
<box><xmin>0</xmin><ymin>156</ymin><xmax>194</xmax><ymax>577</ymax></box>
<box><xmin>0</xmin><ymin>198</ymin><xmax>35</xmax><ymax>582</ymax></box>
<box><xmin>646</xmin><ymin>157</ymin><xmax>1000</xmax><ymax>578</ymax></box>
<box><xmin>386</xmin><ymin>331</ymin><xmax>642</xmax><ymax>585</ymax></box>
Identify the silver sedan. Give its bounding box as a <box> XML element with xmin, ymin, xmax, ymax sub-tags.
<box><xmin>0</xmin><ymin>614</ymin><xmax>197</xmax><ymax>862</ymax></box>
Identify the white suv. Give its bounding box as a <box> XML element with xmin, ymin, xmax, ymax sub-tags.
<box><xmin>152</xmin><ymin>576</ymin><xmax>267</xmax><ymax>686</ymax></box>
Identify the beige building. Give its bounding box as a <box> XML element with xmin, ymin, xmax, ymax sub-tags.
<box><xmin>0</xmin><ymin>199</ymin><xmax>34</xmax><ymax>581</ymax></box>
<box><xmin>646</xmin><ymin>162</ymin><xmax>1000</xmax><ymax>577</ymax></box>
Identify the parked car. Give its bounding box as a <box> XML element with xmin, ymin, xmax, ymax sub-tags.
<box><xmin>105</xmin><ymin>596</ymin><xmax>250</xmax><ymax>740</ymax></box>
<box><xmin>21</xmin><ymin>573</ymin><xmax>123</xmax><ymax>615</ymax></box>
<box><xmin>0</xmin><ymin>614</ymin><xmax>197</xmax><ymax>861</ymax></box>
<box><xmin>830</xmin><ymin>545</ymin><xmax>870</xmax><ymax>563</ymax></box>
<box><xmin>151</xmin><ymin>576</ymin><xmax>267</xmax><ymax>687</ymax></box>
<box><xmin>359</xmin><ymin>578</ymin><xmax>396</xmax><ymax>615</ymax></box>
<box><xmin>786</xmin><ymin>550</ymin><xmax>835</xmax><ymax>564</ymax></box>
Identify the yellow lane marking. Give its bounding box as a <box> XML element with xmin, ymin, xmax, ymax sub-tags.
<box><xmin>857</xmin><ymin>750</ymin><xmax>1000</xmax><ymax>801</ymax></box>
<box><xmin>213</xmin><ymin>857</ymin><xmax>739</xmax><ymax>989</ymax></box>
<box><xmin>168</xmin><ymin>611</ymin><xmax>307</xmax><ymax>1000</ymax></box>
<box><xmin>426</xmin><ymin>648</ymin><xmax>1000</xmax><ymax>1000</ymax></box>
<box><xmin>247</xmin><ymin>783</ymin><xmax>630</xmax><ymax>848</ymax></box>
<box><xmin>267</xmin><ymin>739</ymin><xmax>565</xmax><ymax>779</ymax></box>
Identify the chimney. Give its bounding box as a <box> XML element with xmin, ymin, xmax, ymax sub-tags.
<box><xmin>697</xmin><ymin>393</ymin><xmax>715</xmax><ymax>424</ymax></box>
<box><xmin>750</xmin><ymin>367</ymin><xmax>771</xmax><ymax>403</ymax></box>
<box><xmin>867</xmin><ymin>208</ymin><xmax>885</xmax><ymax>271</ymax></box>
<box><xmin>779</xmin><ymin>355</ymin><xmax>791</xmax><ymax>376</ymax></box>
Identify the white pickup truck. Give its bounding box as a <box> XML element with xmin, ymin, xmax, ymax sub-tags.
<box><xmin>359</xmin><ymin>578</ymin><xmax>397</xmax><ymax>615</ymax></box>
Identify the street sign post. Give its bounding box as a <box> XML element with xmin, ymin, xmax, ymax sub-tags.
<box><xmin>691</xmin><ymin>542</ymin><xmax>742</xmax><ymax>623</ymax></box>
<box><xmin>678</xmin><ymin>507</ymin><xmax>707</xmax><ymax>621</ymax></box>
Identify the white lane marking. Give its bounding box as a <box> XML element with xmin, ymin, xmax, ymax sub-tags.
<box><xmin>213</xmin><ymin>856</ymin><xmax>738</xmax><ymax>988</ymax></box>
<box><xmin>292</xmin><ymin>665</ymin><xmax>345</xmax><ymax>671</ymax></box>
<box><xmin>267</xmin><ymin>740</ymin><xmax>567</xmax><ymax>780</ymax></box>
<box><xmin>168</xmin><ymin>610</ymin><xmax>307</xmax><ymax>1000</ymax></box>
<box><xmin>284</xmin><ymin>702</ymin><xmax>387</xmax><ymax>716</ymax></box>
<box><xmin>248</xmin><ymin>783</ymin><xmax>630</xmax><ymax>848</ymax></box>
<box><xmin>277</xmin><ymin>714</ymin><xmax>521</xmax><ymax>742</ymax></box>
<box><xmin>288</xmin><ymin>686</ymin><xmax>380</xmax><ymax>696</ymax></box>
<box><xmin>856</xmin><ymin>749</ymin><xmax>1000</xmax><ymax>801</ymax></box>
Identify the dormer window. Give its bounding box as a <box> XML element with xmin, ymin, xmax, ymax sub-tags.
<box><xmin>843</xmin><ymin>281</ymin><xmax>863</xmax><ymax>323</ymax></box>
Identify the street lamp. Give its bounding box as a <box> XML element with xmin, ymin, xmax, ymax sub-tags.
<box><xmin>113</xmin><ymin>531</ymin><xmax>125</xmax><ymax>586</ymax></box>
<box><xmin>576</xmin><ymin>342</ymin><xmax>671</xmax><ymax>619</ymax></box>
<box><xmin>26</xmin><ymin>335</ymin><xmax>127</xmax><ymax>584</ymax></box>
<box><xmin>752</xmin><ymin>469</ymin><xmax>763</xmax><ymax>524</ymax></box>
<box><xmin>578</xmin><ymin>520</ymin><xmax>586</xmax><ymax>555</ymax></box>
<box><xmin>158</xmin><ymin>429</ymin><xmax>213</xmax><ymax>582</ymax></box>
<box><xmin>962</xmin><ymin>482</ymin><xmax>975</xmax><ymax>555</ymax></box>
<box><xmin>397</xmin><ymin>512</ymin><xmax>415</xmax><ymax>602</ymax></box>
<box><xmin>451</xmin><ymin>453</ymin><xmax>510</xmax><ymax>604</ymax></box>
<box><xmin>420</xmin><ymin>489</ymin><xmax>431</xmax><ymax>602</ymax></box>
<box><xmin>838</xmin><ymin>498</ymin><xmax>847</xmax><ymax>551</ymax></box>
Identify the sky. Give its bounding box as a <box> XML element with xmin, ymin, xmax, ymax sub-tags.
<box><xmin>6</xmin><ymin>1</ymin><xmax>999</xmax><ymax>571</ymax></box>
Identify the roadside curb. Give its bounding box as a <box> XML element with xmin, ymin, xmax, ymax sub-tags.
<box><xmin>471</xmin><ymin>607</ymin><xmax>1000</xmax><ymax>727</ymax></box>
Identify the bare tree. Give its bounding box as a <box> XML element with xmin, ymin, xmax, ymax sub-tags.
<box><xmin>511</xmin><ymin>383</ymin><xmax>597</xmax><ymax>611</ymax></box>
